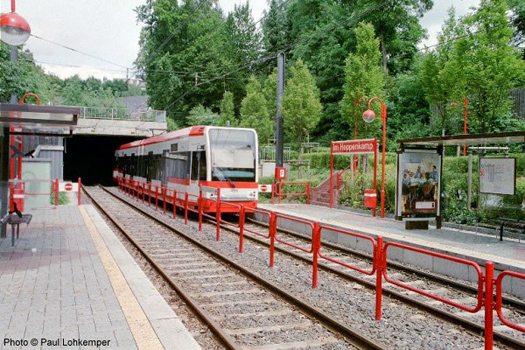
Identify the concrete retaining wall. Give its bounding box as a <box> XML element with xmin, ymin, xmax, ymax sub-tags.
<box><xmin>252</xmin><ymin>211</ymin><xmax>525</xmax><ymax>299</ymax></box>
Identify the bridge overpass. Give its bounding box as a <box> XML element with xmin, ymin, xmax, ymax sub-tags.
<box><xmin>22</xmin><ymin>106</ymin><xmax>168</xmax><ymax>185</ymax></box>
<box><xmin>75</xmin><ymin>106</ymin><xmax>167</xmax><ymax>137</ymax></box>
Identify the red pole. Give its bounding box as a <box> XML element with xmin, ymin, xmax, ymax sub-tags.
<box><xmin>11</xmin><ymin>0</ymin><xmax>15</xmax><ymax>12</ymax></box>
<box><xmin>55</xmin><ymin>178</ymin><xmax>59</xmax><ymax>207</ymax></box>
<box><xmin>155</xmin><ymin>185</ymin><xmax>159</xmax><ymax>211</ymax></box>
<box><xmin>78</xmin><ymin>178</ymin><xmax>81</xmax><ymax>206</ymax></box>
<box><xmin>376</xmin><ymin>236</ymin><xmax>383</xmax><ymax>321</ymax></box>
<box><xmin>278</xmin><ymin>181</ymin><xmax>282</xmax><ymax>204</ymax></box>
<box><xmin>163</xmin><ymin>186</ymin><xmax>167</xmax><ymax>215</ymax></box>
<box><xmin>148</xmin><ymin>183</ymin><xmax>151</xmax><ymax>207</ymax></box>
<box><xmin>380</xmin><ymin>105</ymin><xmax>387</xmax><ymax>218</ymax></box>
<box><xmin>330</xmin><ymin>143</ymin><xmax>334</xmax><ymax>209</ymax></box>
<box><xmin>239</xmin><ymin>206</ymin><xmax>245</xmax><ymax>253</ymax></box>
<box><xmin>173</xmin><ymin>189</ymin><xmax>177</xmax><ymax>219</ymax></box>
<box><xmin>463</xmin><ymin>98</ymin><xmax>468</xmax><ymax>157</ymax></box>
<box><xmin>184</xmin><ymin>192</ymin><xmax>188</xmax><ymax>225</ymax></box>
<box><xmin>269</xmin><ymin>212</ymin><xmax>276</xmax><ymax>267</ymax></box>
<box><xmin>373</xmin><ymin>138</ymin><xmax>378</xmax><ymax>217</ymax></box>
<box><xmin>312</xmin><ymin>222</ymin><xmax>320</xmax><ymax>288</ymax></box>
<box><xmin>485</xmin><ymin>261</ymin><xmax>494</xmax><ymax>350</ymax></box>
<box><xmin>216</xmin><ymin>188</ymin><xmax>221</xmax><ymax>241</ymax></box>
<box><xmin>198</xmin><ymin>189</ymin><xmax>203</xmax><ymax>231</ymax></box>
<box><xmin>142</xmin><ymin>183</ymin><xmax>145</xmax><ymax>203</ymax></box>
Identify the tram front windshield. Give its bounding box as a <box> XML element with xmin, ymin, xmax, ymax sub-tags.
<box><xmin>209</xmin><ymin>129</ymin><xmax>256</xmax><ymax>182</ymax></box>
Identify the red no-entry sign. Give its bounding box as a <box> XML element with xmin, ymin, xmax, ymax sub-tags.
<box><xmin>64</xmin><ymin>183</ymin><xmax>73</xmax><ymax>191</ymax></box>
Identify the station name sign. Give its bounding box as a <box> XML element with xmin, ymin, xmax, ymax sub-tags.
<box><xmin>331</xmin><ymin>139</ymin><xmax>377</xmax><ymax>155</ymax></box>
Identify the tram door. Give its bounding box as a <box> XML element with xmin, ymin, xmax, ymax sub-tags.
<box><xmin>146</xmin><ymin>152</ymin><xmax>153</xmax><ymax>182</ymax></box>
<box><xmin>160</xmin><ymin>150</ymin><xmax>169</xmax><ymax>185</ymax></box>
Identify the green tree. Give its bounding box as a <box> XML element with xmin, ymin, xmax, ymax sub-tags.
<box><xmin>262</xmin><ymin>67</ymin><xmax>278</xmax><ymax>120</ymax></box>
<box><xmin>262</xmin><ymin>0</ymin><xmax>291</xmax><ymax>54</ymax></box>
<box><xmin>355</xmin><ymin>0</ymin><xmax>433</xmax><ymax>74</ymax></box>
<box><xmin>218</xmin><ymin>91</ymin><xmax>237</xmax><ymax>126</ymax></box>
<box><xmin>419</xmin><ymin>7</ymin><xmax>462</xmax><ymax>135</ymax></box>
<box><xmin>508</xmin><ymin>0</ymin><xmax>525</xmax><ymax>46</ymax></box>
<box><xmin>340</xmin><ymin>22</ymin><xmax>385</xmax><ymax>139</ymax></box>
<box><xmin>135</xmin><ymin>0</ymin><xmax>233</xmax><ymax>124</ymax></box>
<box><xmin>186</xmin><ymin>104</ymin><xmax>219</xmax><ymax>126</ymax></box>
<box><xmin>240</xmin><ymin>75</ymin><xmax>273</xmax><ymax>144</ymax></box>
<box><xmin>281</xmin><ymin>59</ymin><xmax>322</xmax><ymax>153</ymax></box>
<box><xmin>442</xmin><ymin>0</ymin><xmax>525</xmax><ymax>133</ymax></box>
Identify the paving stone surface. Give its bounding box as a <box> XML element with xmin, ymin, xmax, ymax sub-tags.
<box><xmin>0</xmin><ymin>206</ymin><xmax>135</xmax><ymax>349</ymax></box>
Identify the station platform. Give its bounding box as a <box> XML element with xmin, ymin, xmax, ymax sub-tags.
<box><xmin>257</xmin><ymin>203</ymin><xmax>525</xmax><ymax>298</ymax></box>
<box><xmin>0</xmin><ymin>203</ymin><xmax>201</xmax><ymax>349</ymax></box>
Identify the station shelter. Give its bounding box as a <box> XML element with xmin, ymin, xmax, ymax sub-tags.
<box><xmin>396</xmin><ymin>131</ymin><xmax>525</xmax><ymax>230</ymax></box>
<box><xmin>0</xmin><ymin>101</ymin><xmax>80</xmax><ymax>236</ymax></box>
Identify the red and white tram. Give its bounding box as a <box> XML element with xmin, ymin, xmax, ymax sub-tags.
<box><xmin>114</xmin><ymin>126</ymin><xmax>259</xmax><ymax>212</ymax></box>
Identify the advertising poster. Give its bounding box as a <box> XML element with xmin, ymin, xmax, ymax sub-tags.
<box><xmin>397</xmin><ymin>150</ymin><xmax>441</xmax><ymax>218</ymax></box>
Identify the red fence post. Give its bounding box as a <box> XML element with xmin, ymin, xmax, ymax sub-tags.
<box><xmin>269</xmin><ymin>212</ymin><xmax>277</xmax><ymax>267</ymax></box>
<box><xmin>55</xmin><ymin>178</ymin><xmax>59</xmax><ymax>207</ymax></box>
<box><xmin>271</xmin><ymin>181</ymin><xmax>275</xmax><ymax>204</ymax></box>
<box><xmin>312</xmin><ymin>222</ymin><xmax>320</xmax><ymax>288</ymax></box>
<box><xmin>184</xmin><ymin>192</ymin><xmax>188</xmax><ymax>225</ymax></box>
<box><xmin>142</xmin><ymin>183</ymin><xmax>145</xmax><ymax>203</ymax></box>
<box><xmin>239</xmin><ymin>206</ymin><xmax>246</xmax><ymax>253</ymax></box>
<box><xmin>173</xmin><ymin>189</ymin><xmax>177</xmax><ymax>219</ymax></box>
<box><xmin>485</xmin><ymin>262</ymin><xmax>494</xmax><ymax>350</ymax></box>
<box><xmin>198</xmin><ymin>189</ymin><xmax>203</xmax><ymax>231</ymax></box>
<box><xmin>155</xmin><ymin>185</ymin><xmax>159</xmax><ymax>211</ymax></box>
<box><xmin>148</xmin><ymin>183</ymin><xmax>152</xmax><ymax>207</ymax></box>
<box><xmin>163</xmin><ymin>186</ymin><xmax>167</xmax><ymax>215</ymax></box>
<box><xmin>78</xmin><ymin>178</ymin><xmax>81</xmax><ymax>206</ymax></box>
<box><xmin>216</xmin><ymin>188</ymin><xmax>221</xmax><ymax>241</ymax></box>
<box><xmin>376</xmin><ymin>236</ymin><xmax>383</xmax><ymax>321</ymax></box>
<box><xmin>278</xmin><ymin>181</ymin><xmax>282</xmax><ymax>204</ymax></box>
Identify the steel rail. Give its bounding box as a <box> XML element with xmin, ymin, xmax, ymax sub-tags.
<box><xmin>93</xmin><ymin>186</ymin><xmax>385</xmax><ymax>350</ymax></box>
<box><xmin>217</xmin><ymin>219</ymin><xmax>525</xmax><ymax>350</ymax></box>
<box><xmin>247</xmin><ymin>216</ymin><xmax>525</xmax><ymax>313</ymax></box>
<box><xmin>82</xmin><ymin>186</ymin><xmax>241</xmax><ymax>350</ymax></box>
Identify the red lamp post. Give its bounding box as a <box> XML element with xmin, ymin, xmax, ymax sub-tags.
<box><xmin>0</xmin><ymin>0</ymin><xmax>31</xmax><ymax>46</ymax></box>
<box><xmin>363</xmin><ymin>98</ymin><xmax>387</xmax><ymax>218</ymax></box>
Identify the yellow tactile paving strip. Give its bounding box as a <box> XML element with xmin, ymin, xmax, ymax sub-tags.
<box><xmin>79</xmin><ymin>206</ymin><xmax>164</xmax><ymax>350</ymax></box>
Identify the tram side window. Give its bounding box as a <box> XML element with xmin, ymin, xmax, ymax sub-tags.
<box><xmin>191</xmin><ymin>151</ymin><xmax>207</xmax><ymax>181</ymax></box>
<box><xmin>166</xmin><ymin>152</ymin><xmax>190</xmax><ymax>181</ymax></box>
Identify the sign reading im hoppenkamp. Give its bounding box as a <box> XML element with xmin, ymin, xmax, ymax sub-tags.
<box><xmin>331</xmin><ymin>139</ymin><xmax>377</xmax><ymax>155</ymax></box>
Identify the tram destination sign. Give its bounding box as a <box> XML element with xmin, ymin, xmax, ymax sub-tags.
<box><xmin>331</xmin><ymin>139</ymin><xmax>377</xmax><ymax>155</ymax></box>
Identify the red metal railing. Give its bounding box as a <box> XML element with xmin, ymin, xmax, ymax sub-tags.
<box><xmin>271</xmin><ymin>213</ymin><xmax>315</xmax><ymax>267</ymax></box>
<box><xmin>496</xmin><ymin>270</ymin><xmax>525</xmax><ymax>333</ymax></box>
<box><xmin>272</xmin><ymin>181</ymin><xmax>311</xmax><ymax>204</ymax></box>
<box><xmin>382</xmin><ymin>242</ymin><xmax>484</xmax><ymax>313</ymax></box>
<box><xmin>114</xmin><ymin>177</ymin><xmax>525</xmax><ymax>350</ymax></box>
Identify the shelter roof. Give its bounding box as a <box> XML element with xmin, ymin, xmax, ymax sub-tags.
<box><xmin>397</xmin><ymin>131</ymin><xmax>525</xmax><ymax>147</ymax></box>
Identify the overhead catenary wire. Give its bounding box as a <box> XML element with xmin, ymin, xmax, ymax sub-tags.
<box><xmin>30</xmin><ymin>33</ymin><xmax>130</xmax><ymax>69</ymax></box>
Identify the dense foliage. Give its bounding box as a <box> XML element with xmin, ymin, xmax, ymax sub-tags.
<box><xmin>135</xmin><ymin>0</ymin><xmax>524</xmax><ymax>148</ymax></box>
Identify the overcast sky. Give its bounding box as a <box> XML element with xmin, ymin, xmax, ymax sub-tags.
<box><xmin>1</xmin><ymin>0</ymin><xmax>479</xmax><ymax>81</ymax></box>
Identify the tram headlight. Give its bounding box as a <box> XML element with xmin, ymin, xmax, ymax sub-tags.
<box><xmin>247</xmin><ymin>191</ymin><xmax>257</xmax><ymax>198</ymax></box>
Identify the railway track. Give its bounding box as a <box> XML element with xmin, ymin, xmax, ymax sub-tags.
<box><xmin>230</xmin><ymin>220</ymin><xmax>525</xmax><ymax>348</ymax></box>
<box><xmin>83</xmin><ymin>185</ymin><xmax>384</xmax><ymax>350</ymax></box>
